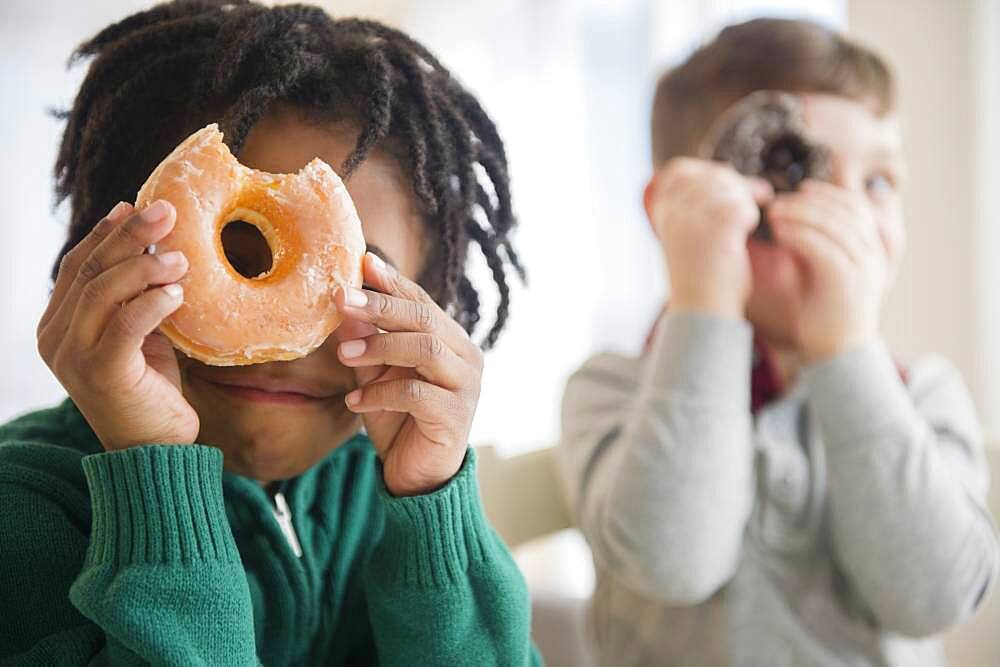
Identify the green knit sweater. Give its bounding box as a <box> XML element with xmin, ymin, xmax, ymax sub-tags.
<box><xmin>0</xmin><ymin>400</ymin><xmax>541</xmax><ymax>666</ymax></box>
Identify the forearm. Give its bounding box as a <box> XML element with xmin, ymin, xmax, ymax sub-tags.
<box><xmin>365</xmin><ymin>449</ymin><xmax>539</xmax><ymax>666</ymax></box>
<box><xmin>805</xmin><ymin>343</ymin><xmax>999</xmax><ymax>635</ymax></box>
<box><xmin>575</xmin><ymin>312</ymin><xmax>756</xmax><ymax>603</ymax></box>
<box><xmin>70</xmin><ymin>445</ymin><xmax>259</xmax><ymax>665</ymax></box>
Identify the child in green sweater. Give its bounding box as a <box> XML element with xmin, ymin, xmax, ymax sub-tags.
<box><xmin>0</xmin><ymin>2</ymin><xmax>539</xmax><ymax>665</ymax></box>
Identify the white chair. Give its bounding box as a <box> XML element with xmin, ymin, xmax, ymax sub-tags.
<box><xmin>475</xmin><ymin>444</ymin><xmax>573</xmax><ymax>549</ymax></box>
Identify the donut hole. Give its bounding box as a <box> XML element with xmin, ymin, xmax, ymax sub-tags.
<box><xmin>760</xmin><ymin>132</ymin><xmax>815</xmax><ymax>191</ymax></box>
<box><xmin>221</xmin><ymin>220</ymin><xmax>274</xmax><ymax>279</ymax></box>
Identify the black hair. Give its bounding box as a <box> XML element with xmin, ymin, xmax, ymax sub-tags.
<box><xmin>52</xmin><ymin>0</ymin><xmax>523</xmax><ymax>348</ymax></box>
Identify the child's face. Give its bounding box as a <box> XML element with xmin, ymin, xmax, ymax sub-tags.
<box><xmin>745</xmin><ymin>93</ymin><xmax>906</xmax><ymax>348</ymax></box>
<box><xmin>177</xmin><ymin>105</ymin><xmax>428</xmax><ymax>482</ymax></box>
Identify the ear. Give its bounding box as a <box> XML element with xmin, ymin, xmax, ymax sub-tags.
<box><xmin>643</xmin><ymin>173</ymin><xmax>659</xmax><ymax>234</ymax></box>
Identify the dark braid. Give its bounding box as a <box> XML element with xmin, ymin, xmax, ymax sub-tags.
<box><xmin>52</xmin><ymin>0</ymin><xmax>522</xmax><ymax>349</ymax></box>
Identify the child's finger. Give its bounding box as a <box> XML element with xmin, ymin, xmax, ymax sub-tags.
<box><xmin>69</xmin><ymin>251</ymin><xmax>188</xmax><ymax>349</ymax></box>
<box><xmin>358</xmin><ymin>252</ymin><xmax>476</xmax><ymax>358</ymax></box>
<box><xmin>336</xmin><ymin>287</ymin><xmax>441</xmax><ymax>335</ymax></box>
<box><xmin>40</xmin><ymin>201</ymin><xmax>133</xmax><ymax>331</ymax></box>
<box><xmin>771</xmin><ymin>218</ymin><xmax>847</xmax><ymax>276</ymax></box>
<box><xmin>336</xmin><ymin>282</ymin><xmax>479</xmax><ymax>367</ymax></box>
<box><xmin>85</xmin><ymin>201</ymin><xmax>177</xmax><ymax>279</ymax></box>
<box><xmin>361</xmin><ymin>252</ymin><xmax>428</xmax><ymax>303</ymax></box>
<box><xmin>332</xmin><ymin>315</ymin><xmax>385</xmax><ymax>386</ymax></box>
<box><xmin>796</xmin><ymin>182</ymin><xmax>859</xmax><ymax>223</ymax></box>
<box><xmin>769</xmin><ymin>199</ymin><xmax>865</xmax><ymax>265</ymax></box>
<box><xmin>96</xmin><ymin>283</ymin><xmax>184</xmax><ymax>362</ymax></box>
<box><xmin>338</xmin><ymin>332</ymin><xmax>469</xmax><ymax>389</ymax></box>
<box><xmin>47</xmin><ymin>201</ymin><xmax>176</xmax><ymax>342</ymax></box>
<box><xmin>344</xmin><ymin>377</ymin><xmax>461</xmax><ymax>432</ymax></box>
<box><xmin>798</xmin><ymin>178</ymin><xmax>850</xmax><ymax>201</ymax></box>
<box><xmin>796</xmin><ymin>181</ymin><xmax>879</xmax><ymax>243</ymax></box>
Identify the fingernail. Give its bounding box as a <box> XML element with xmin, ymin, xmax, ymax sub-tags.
<box><xmin>368</xmin><ymin>251</ymin><xmax>386</xmax><ymax>271</ymax></box>
<box><xmin>163</xmin><ymin>283</ymin><xmax>183</xmax><ymax>300</ymax></box>
<box><xmin>157</xmin><ymin>251</ymin><xmax>186</xmax><ymax>267</ymax></box>
<box><xmin>345</xmin><ymin>389</ymin><xmax>362</xmax><ymax>407</ymax></box>
<box><xmin>140</xmin><ymin>200</ymin><xmax>170</xmax><ymax>224</ymax></box>
<box><xmin>340</xmin><ymin>339</ymin><xmax>366</xmax><ymax>359</ymax></box>
<box><xmin>107</xmin><ymin>201</ymin><xmax>131</xmax><ymax>222</ymax></box>
<box><xmin>344</xmin><ymin>288</ymin><xmax>368</xmax><ymax>308</ymax></box>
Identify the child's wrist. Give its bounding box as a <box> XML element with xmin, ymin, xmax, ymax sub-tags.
<box><xmin>382</xmin><ymin>448</ymin><xmax>465</xmax><ymax>498</ymax></box>
<box><xmin>671</xmin><ymin>292</ymin><xmax>746</xmax><ymax>320</ymax></box>
<box><xmin>385</xmin><ymin>475</ymin><xmax>451</xmax><ymax>498</ymax></box>
<box><xmin>800</xmin><ymin>332</ymin><xmax>879</xmax><ymax>366</ymax></box>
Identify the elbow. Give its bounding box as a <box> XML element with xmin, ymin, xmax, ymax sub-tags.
<box><xmin>646</xmin><ymin>559</ymin><xmax>735</xmax><ymax>606</ymax></box>
<box><xmin>875</xmin><ymin>600</ymin><xmax>970</xmax><ymax>639</ymax></box>
<box><xmin>592</xmin><ymin>512</ymin><xmax>740</xmax><ymax>606</ymax></box>
<box><xmin>882</xmin><ymin>531</ymin><xmax>1000</xmax><ymax>638</ymax></box>
<box><xmin>872</xmin><ymin>568</ymin><xmax>996</xmax><ymax>638</ymax></box>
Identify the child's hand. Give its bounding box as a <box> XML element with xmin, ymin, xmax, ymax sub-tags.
<box><xmin>36</xmin><ymin>201</ymin><xmax>199</xmax><ymax>451</ymax></box>
<box><xmin>768</xmin><ymin>180</ymin><xmax>888</xmax><ymax>363</ymax></box>
<box><xmin>647</xmin><ymin>158</ymin><xmax>773</xmax><ymax>319</ymax></box>
<box><xmin>334</xmin><ymin>253</ymin><xmax>482</xmax><ymax>497</ymax></box>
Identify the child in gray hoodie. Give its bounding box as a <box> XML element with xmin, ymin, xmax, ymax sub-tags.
<box><xmin>558</xmin><ymin>18</ymin><xmax>998</xmax><ymax>666</ymax></box>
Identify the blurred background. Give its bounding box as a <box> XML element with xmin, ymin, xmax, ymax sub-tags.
<box><xmin>2</xmin><ymin>0</ymin><xmax>999</xmax><ymax>664</ymax></box>
<box><xmin>1</xmin><ymin>0</ymin><xmax>848</xmax><ymax>449</ymax></box>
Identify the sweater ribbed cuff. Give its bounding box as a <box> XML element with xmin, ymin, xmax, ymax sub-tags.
<box><xmin>374</xmin><ymin>448</ymin><xmax>497</xmax><ymax>587</ymax></box>
<box><xmin>82</xmin><ymin>445</ymin><xmax>240</xmax><ymax>566</ymax></box>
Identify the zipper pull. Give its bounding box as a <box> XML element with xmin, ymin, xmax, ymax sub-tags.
<box><xmin>272</xmin><ymin>491</ymin><xmax>303</xmax><ymax>558</ymax></box>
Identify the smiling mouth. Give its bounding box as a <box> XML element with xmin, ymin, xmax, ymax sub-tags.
<box><xmin>195</xmin><ymin>376</ymin><xmax>345</xmax><ymax>406</ymax></box>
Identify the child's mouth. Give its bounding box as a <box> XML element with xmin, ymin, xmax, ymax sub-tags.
<box><xmin>212</xmin><ymin>383</ymin><xmax>323</xmax><ymax>405</ymax></box>
<box><xmin>195</xmin><ymin>374</ymin><xmax>344</xmax><ymax>406</ymax></box>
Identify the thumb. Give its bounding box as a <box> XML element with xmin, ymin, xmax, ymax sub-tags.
<box><xmin>142</xmin><ymin>332</ymin><xmax>183</xmax><ymax>389</ymax></box>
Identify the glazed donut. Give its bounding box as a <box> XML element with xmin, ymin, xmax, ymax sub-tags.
<box><xmin>701</xmin><ymin>90</ymin><xmax>831</xmax><ymax>242</ymax></box>
<box><xmin>136</xmin><ymin>123</ymin><xmax>365</xmax><ymax>366</ymax></box>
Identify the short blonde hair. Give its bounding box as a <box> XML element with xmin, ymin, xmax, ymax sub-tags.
<box><xmin>652</xmin><ymin>18</ymin><xmax>895</xmax><ymax>166</ymax></box>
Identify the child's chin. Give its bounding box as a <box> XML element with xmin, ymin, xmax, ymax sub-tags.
<box><xmin>746</xmin><ymin>266</ymin><xmax>806</xmax><ymax>348</ymax></box>
<box><xmin>748</xmin><ymin>240</ymin><xmax>802</xmax><ymax>293</ymax></box>
<box><xmin>197</xmin><ymin>408</ymin><xmax>361</xmax><ymax>482</ymax></box>
<box><xmin>227</xmin><ymin>452</ymin><xmax>309</xmax><ymax>483</ymax></box>
<box><xmin>218</xmin><ymin>437</ymin><xmax>341</xmax><ymax>482</ymax></box>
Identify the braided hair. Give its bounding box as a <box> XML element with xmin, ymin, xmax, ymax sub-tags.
<box><xmin>52</xmin><ymin>0</ymin><xmax>523</xmax><ymax>348</ymax></box>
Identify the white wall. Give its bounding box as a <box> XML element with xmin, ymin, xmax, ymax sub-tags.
<box><xmin>0</xmin><ymin>0</ymin><xmax>152</xmax><ymax>421</ymax></box>
<box><xmin>975</xmin><ymin>0</ymin><xmax>1000</xmax><ymax>438</ymax></box>
<box><xmin>849</xmin><ymin>0</ymin><xmax>992</xmax><ymax>431</ymax></box>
